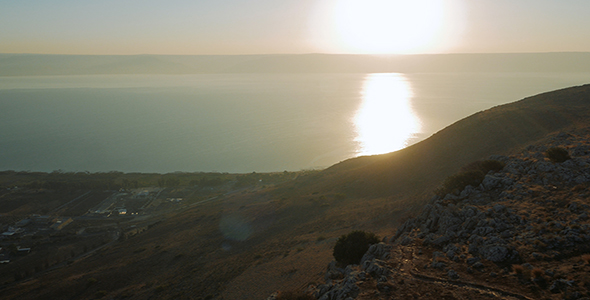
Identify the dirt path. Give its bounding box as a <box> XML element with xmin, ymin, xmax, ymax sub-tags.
<box><xmin>407</xmin><ymin>271</ymin><xmax>533</xmax><ymax>300</ymax></box>
<box><xmin>395</xmin><ymin>248</ymin><xmax>534</xmax><ymax>300</ymax></box>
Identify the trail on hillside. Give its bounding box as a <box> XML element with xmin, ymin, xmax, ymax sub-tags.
<box><xmin>396</xmin><ymin>248</ymin><xmax>534</xmax><ymax>300</ymax></box>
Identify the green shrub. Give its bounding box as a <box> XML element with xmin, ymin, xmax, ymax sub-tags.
<box><xmin>333</xmin><ymin>193</ymin><xmax>346</xmax><ymax>200</ymax></box>
<box><xmin>87</xmin><ymin>277</ymin><xmax>98</xmax><ymax>286</ymax></box>
<box><xmin>461</xmin><ymin>159</ymin><xmax>505</xmax><ymax>174</ymax></box>
<box><xmin>545</xmin><ymin>147</ymin><xmax>571</xmax><ymax>163</ymax></box>
<box><xmin>435</xmin><ymin>159</ymin><xmax>505</xmax><ymax>197</ymax></box>
<box><xmin>333</xmin><ymin>231</ymin><xmax>380</xmax><ymax>265</ymax></box>
<box><xmin>435</xmin><ymin>170</ymin><xmax>485</xmax><ymax>196</ymax></box>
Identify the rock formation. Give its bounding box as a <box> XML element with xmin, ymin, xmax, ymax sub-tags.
<box><xmin>307</xmin><ymin>128</ymin><xmax>590</xmax><ymax>300</ymax></box>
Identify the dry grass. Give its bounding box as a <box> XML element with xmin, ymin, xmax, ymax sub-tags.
<box><xmin>512</xmin><ymin>264</ymin><xmax>525</xmax><ymax>275</ymax></box>
<box><xmin>276</xmin><ymin>290</ymin><xmax>315</xmax><ymax>300</ymax></box>
<box><xmin>573</xmin><ymin>184</ymin><xmax>587</xmax><ymax>192</ymax></box>
<box><xmin>582</xmin><ymin>254</ymin><xmax>590</xmax><ymax>264</ymax></box>
<box><xmin>531</xmin><ymin>268</ymin><xmax>544</xmax><ymax>279</ymax></box>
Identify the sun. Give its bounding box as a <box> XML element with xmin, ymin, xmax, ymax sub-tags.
<box><xmin>328</xmin><ymin>0</ymin><xmax>448</xmax><ymax>54</ymax></box>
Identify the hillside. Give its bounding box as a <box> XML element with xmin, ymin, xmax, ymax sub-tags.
<box><xmin>311</xmin><ymin>127</ymin><xmax>590</xmax><ymax>300</ymax></box>
<box><xmin>312</xmin><ymin>84</ymin><xmax>590</xmax><ymax>208</ymax></box>
<box><xmin>0</xmin><ymin>84</ymin><xmax>589</xmax><ymax>300</ymax></box>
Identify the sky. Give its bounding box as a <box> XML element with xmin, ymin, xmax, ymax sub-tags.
<box><xmin>1</xmin><ymin>0</ymin><xmax>590</xmax><ymax>55</ymax></box>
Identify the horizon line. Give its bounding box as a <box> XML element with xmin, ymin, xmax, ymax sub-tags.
<box><xmin>2</xmin><ymin>51</ymin><xmax>590</xmax><ymax>57</ymax></box>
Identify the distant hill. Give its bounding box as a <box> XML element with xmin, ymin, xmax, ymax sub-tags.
<box><xmin>314</xmin><ymin>84</ymin><xmax>590</xmax><ymax>206</ymax></box>
<box><xmin>2</xmin><ymin>52</ymin><xmax>590</xmax><ymax>76</ymax></box>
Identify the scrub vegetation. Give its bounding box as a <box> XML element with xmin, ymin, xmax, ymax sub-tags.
<box><xmin>333</xmin><ymin>231</ymin><xmax>380</xmax><ymax>265</ymax></box>
<box><xmin>435</xmin><ymin>159</ymin><xmax>505</xmax><ymax>196</ymax></box>
<box><xmin>545</xmin><ymin>146</ymin><xmax>571</xmax><ymax>163</ymax></box>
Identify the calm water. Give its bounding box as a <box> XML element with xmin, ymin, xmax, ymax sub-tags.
<box><xmin>1</xmin><ymin>72</ymin><xmax>589</xmax><ymax>173</ymax></box>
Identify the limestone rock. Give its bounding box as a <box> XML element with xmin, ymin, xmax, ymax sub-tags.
<box><xmin>360</xmin><ymin>243</ymin><xmax>391</xmax><ymax>265</ymax></box>
<box><xmin>447</xmin><ymin>269</ymin><xmax>459</xmax><ymax>280</ymax></box>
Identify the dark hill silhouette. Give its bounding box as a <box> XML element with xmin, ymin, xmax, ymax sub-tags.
<box><xmin>222</xmin><ymin>52</ymin><xmax>590</xmax><ymax>73</ymax></box>
<box><xmin>2</xmin><ymin>53</ymin><xmax>590</xmax><ymax>76</ymax></box>
<box><xmin>79</xmin><ymin>55</ymin><xmax>196</xmax><ymax>74</ymax></box>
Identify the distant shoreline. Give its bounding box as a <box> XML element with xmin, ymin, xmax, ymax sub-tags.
<box><xmin>2</xmin><ymin>52</ymin><xmax>590</xmax><ymax>76</ymax></box>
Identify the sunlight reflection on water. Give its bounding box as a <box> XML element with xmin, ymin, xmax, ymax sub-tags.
<box><xmin>354</xmin><ymin>73</ymin><xmax>421</xmax><ymax>155</ymax></box>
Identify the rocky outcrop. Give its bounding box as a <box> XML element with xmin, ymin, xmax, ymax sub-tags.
<box><xmin>393</xmin><ymin>131</ymin><xmax>590</xmax><ymax>265</ymax></box>
<box><xmin>314</xmin><ymin>243</ymin><xmax>393</xmax><ymax>300</ymax></box>
<box><xmin>309</xmin><ymin>129</ymin><xmax>590</xmax><ymax>300</ymax></box>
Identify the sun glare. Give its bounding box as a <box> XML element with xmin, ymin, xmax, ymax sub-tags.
<box><xmin>354</xmin><ymin>73</ymin><xmax>421</xmax><ymax>155</ymax></box>
<box><xmin>319</xmin><ymin>0</ymin><xmax>453</xmax><ymax>54</ymax></box>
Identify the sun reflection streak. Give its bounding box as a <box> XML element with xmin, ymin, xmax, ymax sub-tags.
<box><xmin>354</xmin><ymin>73</ymin><xmax>421</xmax><ymax>156</ymax></box>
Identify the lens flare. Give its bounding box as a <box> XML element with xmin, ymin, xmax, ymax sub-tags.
<box><xmin>219</xmin><ymin>214</ymin><xmax>252</xmax><ymax>242</ymax></box>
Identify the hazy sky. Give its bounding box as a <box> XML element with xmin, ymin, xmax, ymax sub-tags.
<box><xmin>1</xmin><ymin>0</ymin><xmax>589</xmax><ymax>55</ymax></box>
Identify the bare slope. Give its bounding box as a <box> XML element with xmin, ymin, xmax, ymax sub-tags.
<box><xmin>316</xmin><ymin>84</ymin><xmax>590</xmax><ymax>207</ymax></box>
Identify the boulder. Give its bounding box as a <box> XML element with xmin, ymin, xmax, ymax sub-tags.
<box><xmin>481</xmin><ymin>175</ymin><xmax>502</xmax><ymax>190</ymax></box>
<box><xmin>479</xmin><ymin>245</ymin><xmax>519</xmax><ymax>263</ymax></box>
<box><xmin>447</xmin><ymin>269</ymin><xmax>459</xmax><ymax>280</ymax></box>
<box><xmin>360</xmin><ymin>243</ymin><xmax>392</xmax><ymax>265</ymax></box>
<box><xmin>493</xmin><ymin>204</ymin><xmax>506</xmax><ymax>213</ymax></box>
<box><xmin>362</xmin><ymin>259</ymin><xmax>391</xmax><ymax>278</ymax></box>
<box><xmin>466</xmin><ymin>257</ymin><xmax>480</xmax><ymax>265</ymax></box>
<box><xmin>549</xmin><ymin>279</ymin><xmax>574</xmax><ymax>293</ymax></box>
<box><xmin>316</xmin><ymin>275</ymin><xmax>360</xmax><ymax>300</ymax></box>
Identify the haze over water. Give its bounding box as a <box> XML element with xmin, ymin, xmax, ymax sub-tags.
<box><xmin>1</xmin><ymin>72</ymin><xmax>589</xmax><ymax>173</ymax></box>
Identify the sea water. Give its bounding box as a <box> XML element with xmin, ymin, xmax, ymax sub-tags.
<box><xmin>0</xmin><ymin>72</ymin><xmax>588</xmax><ymax>173</ymax></box>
